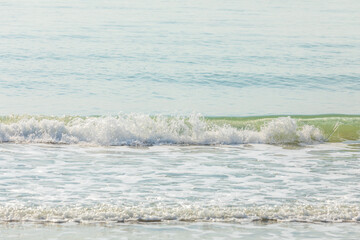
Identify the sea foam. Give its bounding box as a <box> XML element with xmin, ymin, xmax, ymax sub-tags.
<box><xmin>0</xmin><ymin>114</ymin><xmax>324</xmax><ymax>145</ymax></box>
<box><xmin>1</xmin><ymin>203</ymin><xmax>359</xmax><ymax>224</ymax></box>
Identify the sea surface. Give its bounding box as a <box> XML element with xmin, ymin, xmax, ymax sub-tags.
<box><xmin>0</xmin><ymin>0</ymin><xmax>360</xmax><ymax>239</ymax></box>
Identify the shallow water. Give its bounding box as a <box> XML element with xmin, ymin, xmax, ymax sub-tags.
<box><xmin>2</xmin><ymin>222</ymin><xmax>360</xmax><ymax>240</ymax></box>
<box><xmin>1</xmin><ymin>143</ymin><xmax>359</xmax><ymax>223</ymax></box>
<box><xmin>0</xmin><ymin>142</ymin><xmax>360</xmax><ymax>239</ymax></box>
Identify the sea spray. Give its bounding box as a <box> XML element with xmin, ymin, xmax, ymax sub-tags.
<box><xmin>0</xmin><ymin>114</ymin><xmax>327</xmax><ymax>145</ymax></box>
<box><xmin>0</xmin><ymin>114</ymin><xmax>359</xmax><ymax>145</ymax></box>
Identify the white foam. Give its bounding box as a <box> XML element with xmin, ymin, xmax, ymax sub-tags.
<box><xmin>0</xmin><ymin>203</ymin><xmax>358</xmax><ymax>224</ymax></box>
<box><xmin>0</xmin><ymin>114</ymin><xmax>324</xmax><ymax>146</ymax></box>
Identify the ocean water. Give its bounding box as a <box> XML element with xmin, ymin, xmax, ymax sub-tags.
<box><xmin>1</xmin><ymin>0</ymin><xmax>360</xmax><ymax>239</ymax></box>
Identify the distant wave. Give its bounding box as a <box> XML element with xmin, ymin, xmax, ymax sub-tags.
<box><xmin>0</xmin><ymin>114</ymin><xmax>358</xmax><ymax>146</ymax></box>
<box><xmin>1</xmin><ymin>203</ymin><xmax>359</xmax><ymax>224</ymax></box>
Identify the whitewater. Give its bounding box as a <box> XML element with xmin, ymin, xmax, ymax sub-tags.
<box><xmin>0</xmin><ymin>116</ymin><xmax>360</xmax><ymax>239</ymax></box>
<box><xmin>1</xmin><ymin>140</ymin><xmax>360</xmax><ymax>238</ymax></box>
<box><xmin>1</xmin><ymin>114</ymin><xmax>359</xmax><ymax>146</ymax></box>
<box><xmin>0</xmin><ymin>114</ymin><xmax>328</xmax><ymax>145</ymax></box>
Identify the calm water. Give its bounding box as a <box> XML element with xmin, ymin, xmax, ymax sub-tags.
<box><xmin>1</xmin><ymin>0</ymin><xmax>360</xmax><ymax>239</ymax></box>
<box><xmin>0</xmin><ymin>0</ymin><xmax>359</xmax><ymax>116</ymax></box>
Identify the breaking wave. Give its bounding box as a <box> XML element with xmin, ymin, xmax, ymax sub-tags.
<box><xmin>0</xmin><ymin>114</ymin><xmax>331</xmax><ymax>145</ymax></box>
<box><xmin>0</xmin><ymin>113</ymin><xmax>359</xmax><ymax>146</ymax></box>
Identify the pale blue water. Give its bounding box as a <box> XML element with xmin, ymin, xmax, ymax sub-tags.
<box><xmin>1</xmin><ymin>0</ymin><xmax>360</xmax><ymax>239</ymax></box>
<box><xmin>0</xmin><ymin>0</ymin><xmax>359</xmax><ymax>116</ymax></box>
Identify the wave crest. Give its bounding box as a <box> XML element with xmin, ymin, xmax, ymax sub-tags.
<box><xmin>0</xmin><ymin>114</ymin><xmax>324</xmax><ymax>145</ymax></box>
